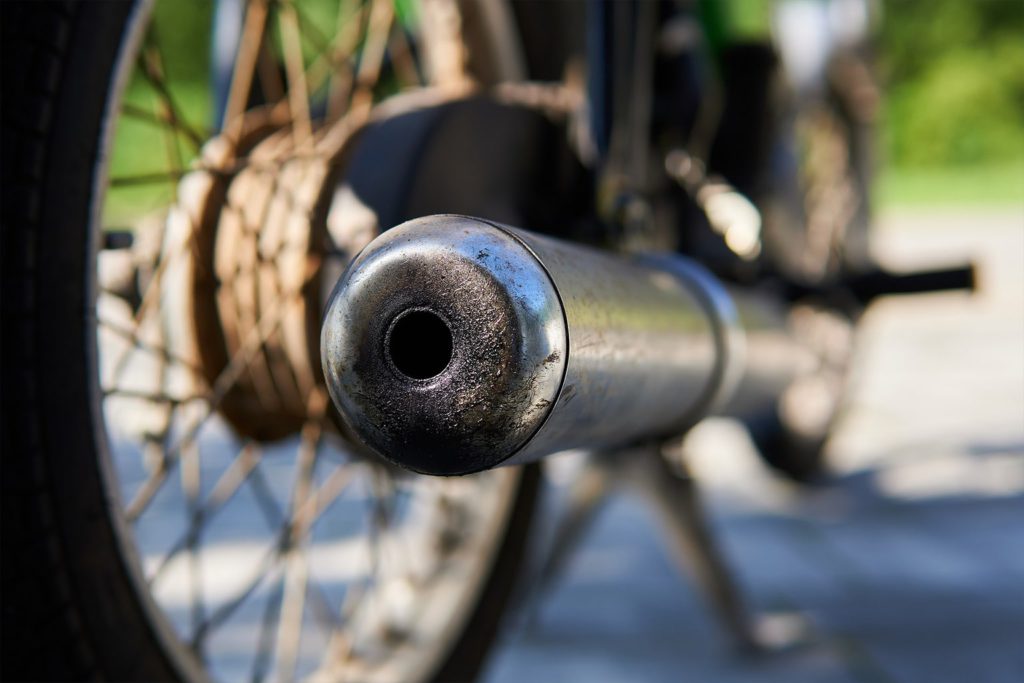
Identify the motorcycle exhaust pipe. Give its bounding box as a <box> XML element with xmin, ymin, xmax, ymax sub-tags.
<box><xmin>321</xmin><ymin>214</ymin><xmax>745</xmax><ymax>476</ymax></box>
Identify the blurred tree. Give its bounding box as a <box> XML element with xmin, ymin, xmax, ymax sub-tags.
<box><xmin>880</xmin><ymin>0</ymin><xmax>1024</xmax><ymax>167</ymax></box>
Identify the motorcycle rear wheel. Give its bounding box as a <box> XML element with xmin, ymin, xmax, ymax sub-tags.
<box><xmin>1</xmin><ymin>2</ymin><xmax>540</xmax><ymax>681</ymax></box>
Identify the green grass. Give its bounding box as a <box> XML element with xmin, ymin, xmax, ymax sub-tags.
<box><xmin>875</xmin><ymin>161</ymin><xmax>1024</xmax><ymax>208</ymax></box>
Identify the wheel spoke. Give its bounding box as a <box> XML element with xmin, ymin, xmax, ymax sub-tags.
<box><xmin>251</xmin><ymin>459</ymin><xmax>359</xmax><ymax>550</ymax></box>
<box><xmin>125</xmin><ymin>458</ymin><xmax>171</xmax><ymax>522</ymax></box>
<box><xmin>368</xmin><ymin>468</ymin><xmax>412</xmax><ymax>585</ymax></box>
<box><xmin>349</xmin><ymin>0</ymin><xmax>396</xmax><ymax>117</ymax></box>
<box><xmin>136</xmin><ymin>38</ymin><xmax>207</xmax><ymax>149</ymax></box>
<box><xmin>157</xmin><ymin>72</ymin><xmax>187</xmax><ymax>185</ymax></box>
<box><xmin>193</xmin><ymin>543</ymin><xmax>283</xmax><ymax>647</ymax></box>
<box><xmin>182</xmin><ymin>440</ymin><xmax>206</xmax><ymax>638</ymax></box>
<box><xmin>249</xmin><ymin>459</ymin><xmax>355</xmax><ymax>631</ymax></box>
<box><xmin>113</xmin><ymin>226</ymin><xmax>194</xmax><ymax>372</ymax></box>
<box><xmin>251</xmin><ymin>579</ymin><xmax>285</xmax><ymax>683</ymax></box>
<box><xmin>278</xmin><ymin>1</ymin><xmax>314</xmax><ymax>148</ymax></box>
<box><xmin>248</xmin><ymin>463</ymin><xmax>289</xmax><ymax>529</ymax></box>
<box><xmin>290</xmin><ymin>0</ymin><xmax>348</xmax><ymax>56</ymax></box>
<box><xmin>293</xmin><ymin>0</ymin><xmax>365</xmax><ymax>119</ymax></box>
<box><xmin>294</xmin><ymin>459</ymin><xmax>358</xmax><ymax>530</ymax></box>
<box><xmin>101</xmin><ymin>387</ymin><xmax>206</xmax><ymax>406</ymax></box>
<box><xmin>256</xmin><ymin>37</ymin><xmax>286</xmax><ymax>105</ymax></box>
<box><xmin>223</xmin><ymin>0</ymin><xmax>270</xmax><ymax>134</ymax></box>
<box><xmin>125</xmin><ymin>279</ymin><xmax>305</xmax><ymax>521</ymax></box>
<box><xmin>109</xmin><ymin>170</ymin><xmax>187</xmax><ymax>188</ymax></box>
<box><xmin>327</xmin><ymin>465</ymin><xmax>399</xmax><ymax>656</ymax></box>
<box><xmin>190</xmin><ymin>455</ymin><xmax>355</xmax><ymax>651</ymax></box>
<box><xmin>273</xmin><ymin>392</ymin><xmax>327</xmax><ymax>682</ymax></box>
<box><xmin>147</xmin><ymin>444</ymin><xmax>262</xmax><ymax>587</ymax></box>
<box><xmin>99</xmin><ymin>316</ymin><xmax>205</xmax><ymax>376</ymax></box>
<box><xmin>273</xmin><ymin>549</ymin><xmax>310</xmax><ymax>683</ymax></box>
<box><xmin>121</xmin><ymin>102</ymin><xmax>203</xmax><ymax>151</ymax></box>
<box><xmin>417</xmin><ymin>0</ymin><xmax>470</xmax><ymax>88</ymax></box>
<box><xmin>388</xmin><ymin>25</ymin><xmax>423</xmax><ymax>88</ymax></box>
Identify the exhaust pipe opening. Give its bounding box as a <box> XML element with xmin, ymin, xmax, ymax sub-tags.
<box><xmin>386</xmin><ymin>309</ymin><xmax>453</xmax><ymax>381</ymax></box>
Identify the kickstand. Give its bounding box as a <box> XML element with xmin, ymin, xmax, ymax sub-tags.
<box><xmin>518</xmin><ymin>451</ymin><xmax>619</xmax><ymax>627</ymax></box>
<box><xmin>523</xmin><ymin>445</ymin><xmax>811</xmax><ymax>652</ymax></box>
<box><xmin>623</xmin><ymin>446</ymin><xmax>763</xmax><ymax>651</ymax></box>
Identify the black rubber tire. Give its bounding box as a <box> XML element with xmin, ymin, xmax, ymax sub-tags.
<box><xmin>0</xmin><ymin>2</ymin><xmax>539</xmax><ymax>681</ymax></box>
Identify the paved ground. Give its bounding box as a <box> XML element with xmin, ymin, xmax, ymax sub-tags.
<box><xmin>105</xmin><ymin>207</ymin><xmax>1021</xmax><ymax>681</ymax></box>
<box><xmin>483</xmin><ymin>208</ymin><xmax>1024</xmax><ymax>683</ymax></box>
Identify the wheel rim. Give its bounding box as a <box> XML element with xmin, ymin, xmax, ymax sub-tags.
<box><xmin>90</xmin><ymin>2</ymin><xmax>522</xmax><ymax>680</ymax></box>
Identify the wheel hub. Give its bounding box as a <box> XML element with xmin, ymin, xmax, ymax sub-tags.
<box><xmin>165</xmin><ymin>106</ymin><xmax>373</xmax><ymax>441</ymax></box>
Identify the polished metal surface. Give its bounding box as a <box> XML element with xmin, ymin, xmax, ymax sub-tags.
<box><xmin>322</xmin><ymin>215</ymin><xmax>736</xmax><ymax>475</ymax></box>
<box><xmin>640</xmin><ymin>253</ymin><xmax>745</xmax><ymax>422</ymax></box>
<box><xmin>505</xmin><ymin>224</ymin><xmax>719</xmax><ymax>466</ymax></box>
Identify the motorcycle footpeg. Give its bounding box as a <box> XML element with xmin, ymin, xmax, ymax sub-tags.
<box><xmin>846</xmin><ymin>263</ymin><xmax>976</xmax><ymax>305</ymax></box>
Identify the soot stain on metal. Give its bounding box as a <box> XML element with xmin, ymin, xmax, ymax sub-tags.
<box><xmin>343</xmin><ymin>250</ymin><xmax>552</xmax><ymax>475</ymax></box>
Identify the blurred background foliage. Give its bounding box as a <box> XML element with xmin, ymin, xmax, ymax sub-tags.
<box><xmin>880</xmin><ymin>0</ymin><xmax>1024</xmax><ymax>167</ymax></box>
<box><xmin>877</xmin><ymin>0</ymin><xmax>1024</xmax><ymax>204</ymax></box>
<box><xmin>106</xmin><ymin>0</ymin><xmax>1023</xmax><ymax>226</ymax></box>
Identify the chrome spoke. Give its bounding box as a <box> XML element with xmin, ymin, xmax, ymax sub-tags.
<box><xmin>126</xmin><ymin>236</ymin><xmax>188</xmax><ymax>329</ymax></box>
<box><xmin>125</xmin><ymin>455</ymin><xmax>171</xmax><ymax>522</ymax></box>
<box><xmin>150</xmin><ymin>112</ymin><xmax>202</xmax><ymax>622</ymax></box>
<box><xmin>330</xmin><ymin>465</ymin><xmax>398</xmax><ymax>655</ymax></box>
<box><xmin>294</xmin><ymin>458</ymin><xmax>358</xmax><ymax>529</ymax></box>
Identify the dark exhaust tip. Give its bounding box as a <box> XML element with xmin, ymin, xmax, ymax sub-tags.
<box><xmin>320</xmin><ymin>215</ymin><xmax>567</xmax><ymax>475</ymax></box>
<box><xmin>386</xmin><ymin>309</ymin><xmax>453</xmax><ymax>381</ymax></box>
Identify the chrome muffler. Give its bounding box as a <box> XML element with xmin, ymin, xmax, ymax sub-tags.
<box><xmin>321</xmin><ymin>214</ymin><xmax>750</xmax><ymax>475</ymax></box>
